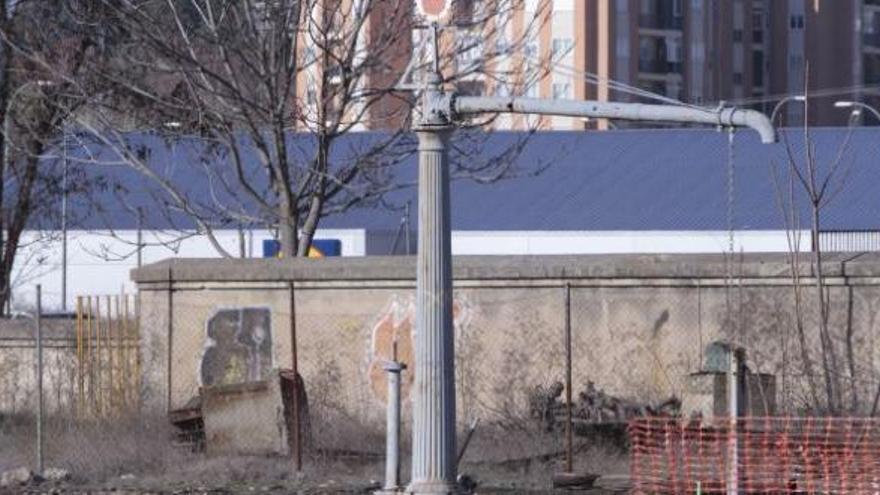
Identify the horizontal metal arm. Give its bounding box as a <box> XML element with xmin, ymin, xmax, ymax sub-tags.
<box><xmin>453</xmin><ymin>96</ymin><xmax>777</xmax><ymax>144</ymax></box>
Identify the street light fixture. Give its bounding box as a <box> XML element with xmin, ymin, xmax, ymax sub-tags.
<box><xmin>834</xmin><ymin>101</ymin><xmax>880</xmax><ymax>124</ymax></box>
<box><xmin>769</xmin><ymin>95</ymin><xmax>806</xmax><ymax>126</ymax></box>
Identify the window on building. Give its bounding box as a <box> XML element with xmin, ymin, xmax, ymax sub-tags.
<box><xmin>524</xmin><ymin>79</ymin><xmax>539</xmax><ymax>98</ymax></box>
<box><xmin>733</xmin><ymin>29</ymin><xmax>743</xmax><ymax>42</ymax></box>
<box><xmin>673</xmin><ymin>0</ymin><xmax>683</xmax><ymax>17</ymax></box>
<box><xmin>523</xmin><ymin>42</ymin><xmax>538</xmax><ymax>63</ymax></box>
<box><xmin>552</xmin><ymin>37</ymin><xmax>573</xmax><ymax>57</ymax></box>
<box><xmin>752</xmin><ymin>11</ymin><xmax>764</xmax><ymax>43</ymax></box>
<box><xmin>666</xmin><ymin>36</ymin><xmax>682</xmax><ymax>62</ymax></box>
<box><xmin>457</xmin><ymin>32</ymin><xmax>484</xmax><ymax>69</ymax></box>
<box><xmin>495</xmin><ymin>35</ymin><xmax>510</xmax><ymax>54</ymax></box>
<box><xmin>752</xmin><ymin>50</ymin><xmax>764</xmax><ymax>86</ymax></box>
<box><xmin>732</xmin><ymin>72</ymin><xmax>743</xmax><ymax>84</ymax></box>
<box><xmin>303</xmin><ymin>45</ymin><xmax>317</xmax><ymax>65</ymax></box>
<box><xmin>552</xmin><ymin>82</ymin><xmax>571</xmax><ymax>100</ymax></box>
<box><xmin>790</xmin><ymin>15</ymin><xmax>804</xmax><ymax>29</ymax></box>
<box><xmin>639</xmin><ymin>37</ymin><xmax>653</xmax><ymax>62</ymax></box>
<box><xmin>666</xmin><ymin>80</ymin><xmax>682</xmax><ymax>100</ymax></box>
<box><xmin>865</xmin><ymin>11</ymin><xmax>880</xmax><ymax>47</ymax></box>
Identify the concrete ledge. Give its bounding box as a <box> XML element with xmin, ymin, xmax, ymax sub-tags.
<box><xmin>131</xmin><ymin>252</ymin><xmax>880</xmax><ymax>284</ymax></box>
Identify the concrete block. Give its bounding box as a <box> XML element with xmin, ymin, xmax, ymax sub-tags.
<box><xmin>201</xmin><ymin>369</ymin><xmax>296</xmax><ymax>457</ymax></box>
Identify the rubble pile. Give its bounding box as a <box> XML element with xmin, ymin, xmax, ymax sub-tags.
<box><xmin>529</xmin><ymin>380</ymin><xmax>680</xmax><ymax>432</ymax></box>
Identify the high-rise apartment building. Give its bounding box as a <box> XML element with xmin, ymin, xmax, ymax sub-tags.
<box><xmin>769</xmin><ymin>0</ymin><xmax>880</xmax><ymax>127</ymax></box>
<box><xmin>429</xmin><ymin>0</ymin><xmax>879</xmax><ymax>130</ymax></box>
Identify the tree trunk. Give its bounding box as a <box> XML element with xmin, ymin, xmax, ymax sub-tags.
<box><xmin>279</xmin><ymin>204</ymin><xmax>298</xmax><ymax>258</ymax></box>
<box><xmin>811</xmin><ymin>203</ymin><xmax>841</xmax><ymax>413</ymax></box>
<box><xmin>0</xmin><ymin>3</ymin><xmax>10</xmax><ymax>316</ymax></box>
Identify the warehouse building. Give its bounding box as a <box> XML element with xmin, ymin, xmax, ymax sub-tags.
<box><xmin>14</xmin><ymin>127</ymin><xmax>880</xmax><ymax>310</ymax></box>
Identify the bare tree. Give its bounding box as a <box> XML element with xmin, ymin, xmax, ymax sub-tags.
<box><xmin>26</xmin><ymin>0</ymin><xmax>549</xmax><ymax>258</ymax></box>
<box><xmin>0</xmin><ymin>1</ymin><xmax>105</xmax><ymax>314</ymax></box>
<box><xmin>772</xmin><ymin>66</ymin><xmax>859</xmax><ymax>414</ymax></box>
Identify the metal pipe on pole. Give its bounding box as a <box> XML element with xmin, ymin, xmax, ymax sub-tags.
<box><xmin>453</xmin><ymin>96</ymin><xmax>777</xmax><ymax>144</ymax></box>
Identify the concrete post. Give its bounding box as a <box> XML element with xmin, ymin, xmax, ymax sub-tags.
<box><xmin>379</xmin><ymin>360</ymin><xmax>405</xmax><ymax>494</ymax></box>
<box><xmin>408</xmin><ymin>123</ymin><xmax>457</xmax><ymax>494</ymax></box>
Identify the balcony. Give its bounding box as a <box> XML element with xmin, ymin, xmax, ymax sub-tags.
<box><xmin>752</xmin><ymin>29</ymin><xmax>763</xmax><ymax>44</ymax></box>
<box><xmin>639</xmin><ymin>13</ymin><xmax>683</xmax><ymax>31</ymax></box>
<box><xmin>638</xmin><ymin>59</ymin><xmax>683</xmax><ymax>74</ymax></box>
<box><xmin>864</xmin><ymin>32</ymin><xmax>880</xmax><ymax>49</ymax></box>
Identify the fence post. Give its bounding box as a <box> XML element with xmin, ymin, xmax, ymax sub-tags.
<box><xmin>564</xmin><ymin>282</ymin><xmax>573</xmax><ymax>473</ymax></box>
<box><xmin>727</xmin><ymin>345</ymin><xmax>738</xmax><ymax>495</ymax></box>
<box><xmin>35</xmin><ymin>284</ymin><xmax>44</xmax><ymax>476</ymax></box>
<box><xmin>289</xmin><ymin>282</ymin><xmax>302</xmax><ymax>472</ymax></box>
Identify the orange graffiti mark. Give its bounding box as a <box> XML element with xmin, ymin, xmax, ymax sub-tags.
<box><xmin>367</xmin><ymin>295</ymin><xmax>470</xmax><ymax>403</ymax></box>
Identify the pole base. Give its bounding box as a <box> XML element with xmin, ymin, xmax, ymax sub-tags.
<box><xmin>406</xmin><ymin>480</ymin><xmax>460</xmax><ymax>494</ymax></box>
<box><xmin>375</xmin><ymin>488</ymin><xmax>404</xmax><ymax>495</ymax></box>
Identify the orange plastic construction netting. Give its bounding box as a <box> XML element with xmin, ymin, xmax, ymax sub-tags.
<box><xmin>629</xmin><ymin>417</ymin><xmax>880</xmax><ymax>494</ymax></box>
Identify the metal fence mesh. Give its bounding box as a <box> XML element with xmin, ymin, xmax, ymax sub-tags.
<box><xmin>3</xmin><ymin>275</ymin><xmax>880</xmax><ymax>491</ymax></box>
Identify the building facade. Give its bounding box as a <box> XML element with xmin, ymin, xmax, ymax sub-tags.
<box><xmin>426</xmin><ymin>0</ymin><xmax>879</xmax><ymax>130</ymax></box>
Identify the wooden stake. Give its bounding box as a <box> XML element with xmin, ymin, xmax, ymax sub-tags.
<box><xmin>108</xmin><ymin>295</ymin><xmax>116</xmax><ymax>414</ymax></box>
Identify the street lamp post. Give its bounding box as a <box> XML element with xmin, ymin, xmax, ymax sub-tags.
<box><xmin>406</xmin><ymin>12</ymin><xmax>776</xmax><ymax>495</ymax></box>
<box><xmin>769</xmin><ymin>95</ymin><xmax>806</xmax><ymax>126</ymax></box>
<box><xmin>834</xmin><ymin>101</ymin><xmax>880</xmax><ymax>124</ymax></box>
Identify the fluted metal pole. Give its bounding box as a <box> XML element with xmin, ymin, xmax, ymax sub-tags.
<box><xmin>407</xmin><ymin>41</ymin><xmax>458</xmax><ymax>490</ymax></box>
<box><xmin>409</xmin><ymin>124</ymin><xmax>457</xmax><ymax>494</ymax></box>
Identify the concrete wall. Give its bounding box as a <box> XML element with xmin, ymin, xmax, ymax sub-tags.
<box><xmin>132</xmin><ymin>253</ymin><xmax>880</xmax><ymax>424</ymax></box>
<box><xmin>0</xmin><ymin>318</ymin><xmax>77</xmax><ymax>415</ymax></box>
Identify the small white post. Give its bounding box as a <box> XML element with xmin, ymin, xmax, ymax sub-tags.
<box><xmin>379</xmin><ymin>360</ymin><xmax>405</xmax><ymax>494</ymax></box>
<box><xmin>727</xmin><ymin>346</ymin><xmax>738</xmax><ymax>495</ymax></box>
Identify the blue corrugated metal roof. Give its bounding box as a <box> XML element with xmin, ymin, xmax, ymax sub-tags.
<box><xmin>66</xmin><ymin>127</ymin><xmax>880</xmax><ymax>232</ymax></box>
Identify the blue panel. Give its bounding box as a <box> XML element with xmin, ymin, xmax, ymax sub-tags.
<box><xmin>262</xmin><ymin>239</ymin><xmax>281</xmax><ymax>258</ymax></box>
<box><xmin>311</xmin><ymin>239</ymin><xmax>342</xmax><ymax>256</ymax></box>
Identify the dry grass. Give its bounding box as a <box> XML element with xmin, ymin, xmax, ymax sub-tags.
<box><xmin>457</xmin><ymin>422</ymin><xmax>628</xmax><ymax>490</ymax></box>
<box><xmin>1</xmin><ymin>411</ymin><xmax>384</xmax><ymax>492</ymax></box>
<box><xmin>0</xmin><ymin>407</ymin><xmax>628</xmax><ymax>492</ymax></box>
<box><xmin>0</xmin><ymin>413</ymin><xmax>186</xmax><ymax>481</ymax></box>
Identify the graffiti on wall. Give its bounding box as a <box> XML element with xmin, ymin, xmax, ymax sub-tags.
<box><xmin>201</xmin><ymin>308</ymin><xmax>272</xmax><ymax>387</ymax></box>
<box><xmin>366</xmin><ymin>294</ymin><xmax>471</xmax><ymax>402</ymax></box>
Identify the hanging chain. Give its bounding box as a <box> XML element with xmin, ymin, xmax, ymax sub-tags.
<box><xmin>725</xmin><ymin>127</ymin><xmax>736</xmax><ymax>338</ymax></box>
<box><xmin>727</xmin><ymin>127</ymin><xmax>736</xmax><ymax>256</ymax></box>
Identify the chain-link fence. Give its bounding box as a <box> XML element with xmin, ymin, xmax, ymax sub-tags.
<box><xmin>4</xmin><ymin>269</ymin><xmax>880</xmax><ymax>492</ymax></box>
<box><xmin>0</xmin><ymin>287</ymin><xmax>161</xmax><ymax>486</ymax></box>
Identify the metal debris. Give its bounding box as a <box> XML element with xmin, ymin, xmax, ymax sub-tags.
<box><xmin>529</xmin><ymin>380</ymin><xmax>680</xmax><ymax>431</ymax></box>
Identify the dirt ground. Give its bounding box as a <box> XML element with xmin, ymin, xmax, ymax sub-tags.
<box><xmin>1</xmin><ymin>414</ymin><xmax>630</xmax><ymax>494</ymax></box>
